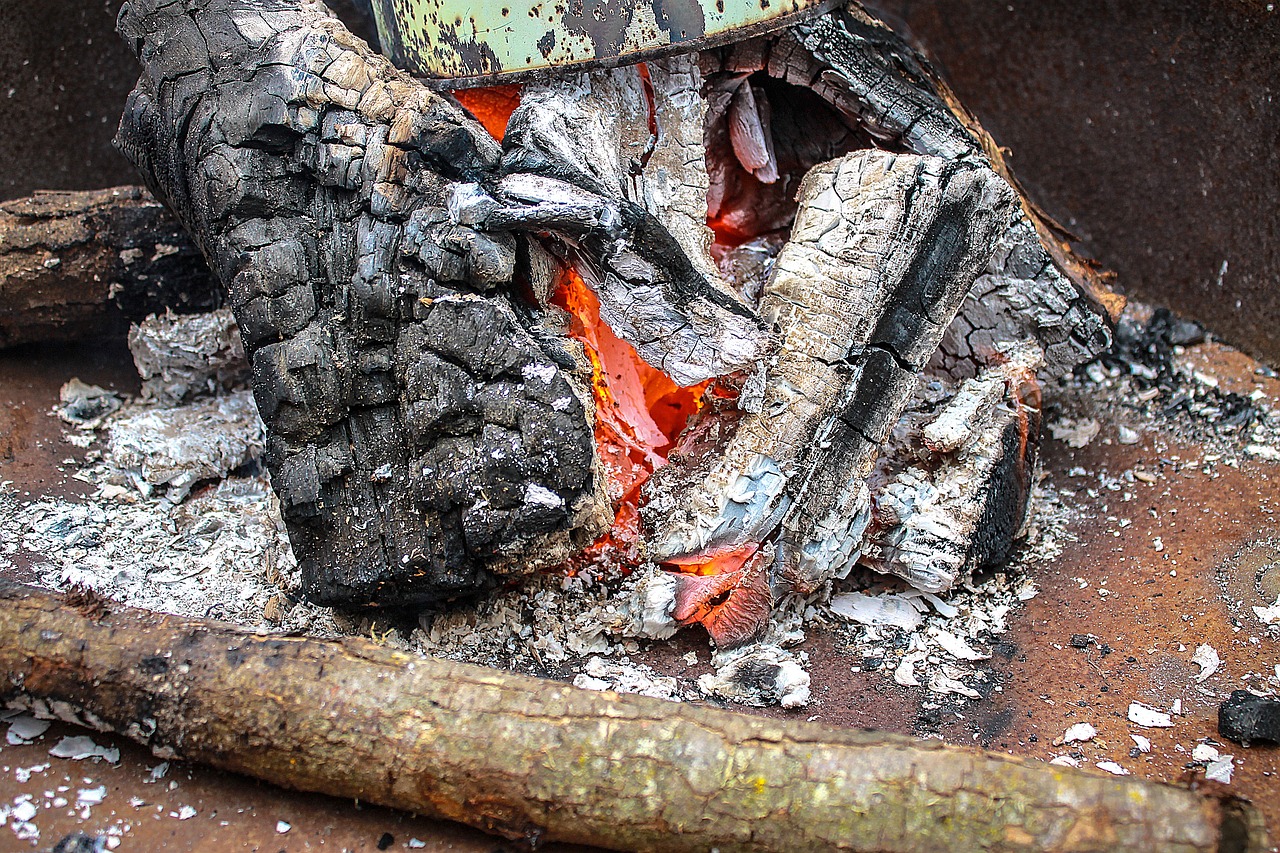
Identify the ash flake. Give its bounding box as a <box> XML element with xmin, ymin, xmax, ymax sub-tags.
<box><xmin>523</xmin><ymin>483</ymin><xmax>564</xmax><ymax>509</ymax></box>
<box><xmin>521</xmin><ymin>363</ymin><xmax>558</xmax><ymax>384</ymax></box>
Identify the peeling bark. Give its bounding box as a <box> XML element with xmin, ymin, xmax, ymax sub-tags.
<box><xmin>0</xmin><ymin>187</ymin><xmax>217</xmax><ymax>348</ymax></box>
<box><xmin>0</xmin><ymin>582</ymin><xmax>1266</xmax><ymax>853</ymax></box>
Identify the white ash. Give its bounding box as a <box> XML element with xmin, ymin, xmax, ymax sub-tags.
<box><xmin>6</xmin><ymin>716</ymin><xmax>50</xmax><ymax>745</ymax></box>
<box><xmin>829</xmin><ymin>591</ymin><xmax>923</xmax><ymax>631</ymax></box>
<box><xmin>1204</xmin><ymin>754</ymin><xmax>1235</xmax><ymax>784</ymax></box>
<box><xmin>817</xmin><ymin>493</ymin><xmax>1064</xmax><ymax>705</ymax></box>
<box><xmin>1049</xmin><ymin>417</ymin><xmax>1100</xmax><ymax>448</ymax></box>
<box><xmin>698</xmin><ymin>644</ymin><xmax>811</xmax><ymax>709</ymax></box>
<box><xmin>105</xmin><ymin>391</ymin><xmax>265</xmax><ymax>501</ymax></box>
<box><xmin>1058</xmin><ymin>723</ymin><xmax>1098</xmax><ymax>745</ymax></box>
<box><xmin>128</xmin><ymin>309</ymin><xmax>249</xmax><ymax>404</ymax></box>
<box><xmin>1</xmin><ymin>396</ymin><xmax>335</xmax><ymax>634</ymax></box>
<box><xmin>48</xmin><ymin>735</ymin><xmax>120</xmax><ymax>764</ymax></box>
<box><xmin>1191</xmin><ymin>643</ymin><xmax>1221</xmax><ymax>682</ymax></box>
<box><xmin>58</xmin><ymin>378</ymin><xmax>122</xmax><ymax>426</ymax></box>
<box><xmin>1127</xmin><ymin>702</ymin><xmax>1175</xmax><ymax>728</ymax></box>
<box><xmin>573</xmin><ymin>656</ymin><xmax>684</xmax><ymax>701</ymax></box>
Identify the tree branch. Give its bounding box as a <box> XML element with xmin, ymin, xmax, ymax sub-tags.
<box><xmin>0</xmin><ymin>582</ymin><xmax>1265</xmax><ymax>852</ymax></box>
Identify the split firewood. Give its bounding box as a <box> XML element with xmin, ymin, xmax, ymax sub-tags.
<box><xmin>0</xmin><ymin>187</ymin><xmax>217</xmax><ymax>347</ymax></box>
<box><xmin>110</xmin><ymin>0</ymin><xmax>1121</xmax><ymax>645</ymax></box>
<box><xmin>0</xmin><ymin>582</ymin><xmax>1266</xmax><ymax>853</ymax></box>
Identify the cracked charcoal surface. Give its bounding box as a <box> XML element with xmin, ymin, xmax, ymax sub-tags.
<box><xmin>114</xmin><ymin>0</ymin><xmax>608</xmax><ymax>606</ymax></box>
<box><xmin>645</xmin><ymin>150</ymin><xmax>1017</xmax><ymax>593</ymax></box>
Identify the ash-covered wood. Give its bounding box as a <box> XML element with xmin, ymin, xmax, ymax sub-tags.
<box><xmin>114</xmin><ymin>0</ymin><xmax>613</xmax><ymax>606</ymax></box>
<box><xmin>128</xmin><ymin>308</ymin><xmax>249</xmax><ymax>404</ymax></box>
<box><xmin>0</xmin><ymin>187</ymin><xmax>217</xmax><ymax>348</ymax></box>
<box><xmin>457</xmin><ymin>55</ymin><xmax>771</xmax><ymax>386</ymax></box>
<box><xmin>709</xmin><ymin>7</ymin><xmax>1118</xmax><ymax>378</ymax></box>
<box><xmin>110</xmin><ymin>0</ymin><xmax>1123</xmax><ymax>622</ymax></box>
<box><xmin>1</xmin><ymin>581</ymin><xmax>1265</xmax><ymax>853</ymax></box>
<box><xmin>646</xmin><ymin>151</ymin><xmax>1017</xmax><ymax>598</ymax></box>
<box><xmin>863</xmin><ymin>344</ymin><xmax>1044</xmax><ymax>592</ymax></box>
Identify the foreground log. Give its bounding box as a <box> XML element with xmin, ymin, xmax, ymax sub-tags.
<box><xmin>0</xmin><ymin>187</ymin><xmax>217</xmax><ymax>347</ymax></box>
<box><xmin>0</xmin><ymin>582</ymin><xmax>1266</xmax><ymax>852</ymax></box>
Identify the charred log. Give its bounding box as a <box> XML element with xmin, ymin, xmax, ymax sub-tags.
<box><xmin>110</xmin><ymin>0</ymin><xmax>1123</xmax><ymax>624</ymax></box>
<box><xmin>645</xmin><ymin>151</ymin><xmax>1017</xmax><ymax>600</ymax></box>
<box><xmin>114</xmin><ymin>0</ymin><xmax>613</xmax><ymax>607</ymax></box>
<box><xmin>709</xmin><ymin>7</ymin><xmax>1119</xmax><ymax>378</ymax></box>
<box><xmin>1</xmin><ymin>581</ymin><xmax>1266</xmax><ymax>853</ymax></box>
<box><xmin>0</xmin><ymin>187</ymin><xmax>217</xmax><ymax>348</ymax></box>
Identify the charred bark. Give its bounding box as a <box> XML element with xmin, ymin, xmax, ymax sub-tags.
<box><xmin>111</xmin><ymin>0</ymin><xmax>1124</xmax><ymax>621</ymax></box>
<box><xmin>112</xmin><ymin>0</ymin><xmax>780</xmax><ymax>608</ymax></box>
<box><xmin>0</xmin><ymin>187</ymin><xmax>217</xmax><ymax>348</ymax></box>
<box><xmin>113</xmin><ymin>0</ymin><xmax>615</xmax><ymax>607</ymax></box>
<box><xmin>0</xmin><ymin>582</ymin><xmax>1266</xmax><ymax>853</ymax></box>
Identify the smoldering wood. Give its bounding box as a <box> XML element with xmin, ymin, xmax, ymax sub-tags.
<box><xmin>645</xmin><ymin>151</ymin><xmax>1017</xmax><ymax>602</ymax></box>
<box><xmin>863</xmin><ymin>343</ymin><xmax>1044</xmax><ymax>592</ymax></box>
<box><xmin>463</xmin><ymin>54</ymin><xmax>771</xmax><ymax>386</ymax></box>
<box><xmin>114</xmin><ymin>0</ymin><xmax>615</xmax><ymax>608</ymax></box>
<box><xmin>0</xmin><ymin>582</ymin><xmax>1265</xmax><ymax>853</ymax></box>
<box><xmin>710</xmin><ymin>6</ymin><xmax>1120</xmax><ymax>378</ymax></box>
<box><xmin>113</xmin><ymin>0</ymin><xmax>784</xmax><ymax>609</ymax></box>
<box><xmin>109</xmin><ymin>0</ymin><xmax>1126</xmax><ymax>625</ymax></box>
<box><xmin>0</xmin><ymin>187</ymin><xmax>218</xmax><ymax>348</ymax></box>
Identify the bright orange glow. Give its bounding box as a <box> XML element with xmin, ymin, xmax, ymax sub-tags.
<box><xmin>453</xmin><ymin>84</ymin><xmax>522</xmax><ymax>141</ymax></box>
<box><xmin>552</xmin><ymin>268</ymin><xmax>708</xmax><ymax>571</ymax></box>
<box><xmin>706</xmin><ymin>215</ymin><xmax>757</xmax><ymax>249</ymax></box>
<box><xmin>661</xmin><ymin>542</ymin><xmax>758</xmax><ymax>577</ymax></box>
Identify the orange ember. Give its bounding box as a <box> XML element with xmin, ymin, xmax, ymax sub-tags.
<box><xmin>661</xmin><ymin>542</ymin><xmax>758</xmax><ymax>577</ymax></box>
<box><xmin>552</xmin><ymin>268</ymin><xmax>707</xmax><ymax>569</ymax></box>
<box><xmin>453</xmin><ymin>84</ymin><xmax>522</xmax><ymax>141</ymax></box>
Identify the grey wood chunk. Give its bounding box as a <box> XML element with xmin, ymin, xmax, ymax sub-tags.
<box><xmin>761</xmin><ymin>7</ymin><xmax>1111</xmax><ymax>375</ymax></box>
<box><xmin>644</xmin><ymin>149</ymin><xmax>1016</xmax><ymax>593</ymax></box>
<box><xmin>497</xmin><ymin>58</ymin><xmax>770</xmax><ymax>386</ymax></box>
<box><xmin>115</xmin><ymin>0</ymin><xmax>609</xmax><ymax>607</ymax></box>
<box><xmin>864</xmin><ymin>346</ymin><xmax>1044</xmax><ymax>592</ymax></box>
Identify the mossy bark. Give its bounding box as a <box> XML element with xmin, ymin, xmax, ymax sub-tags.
<box><xmin>0</xmin><ymin>582</ymin><xmax>1265</xmax><ymax>852</ymax></box>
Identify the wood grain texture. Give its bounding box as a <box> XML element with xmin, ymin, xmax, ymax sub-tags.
<box><xmin>0</xmin><ymin>581</ymin><xmax>1265</xmax><ymax>853</ymax></box>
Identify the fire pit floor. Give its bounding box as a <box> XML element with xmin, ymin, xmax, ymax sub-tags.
<box><xmin>1</xmin><ymin>331</ymin><xmax>1278</xmax><ymax>850</ymax></box>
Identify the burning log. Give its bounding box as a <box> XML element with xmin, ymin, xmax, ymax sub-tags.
<box><xmin>0</xmin><ymin>187</ymin><xmax>217</xmax><ymax>347</ymax></box>
<box><xmin>1</xmin><ymin>581</ymin><xmax>1266</xmax><ymax>853</ymax></box>
<box><xmin>110</xmin><ymin>0</ymin><xmax>1120</xmax><ymax>640</ymax></box>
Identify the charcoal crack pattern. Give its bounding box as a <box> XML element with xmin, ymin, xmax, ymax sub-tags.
<box><xmin>114</xmin><ymin>0</ymin><xmax>1113</xmax><ymax>626</ymax></box>
<box><xmin>114</xmin><ymin>0</ymin><xmax>623</xmax><ymax>606</ymax></box>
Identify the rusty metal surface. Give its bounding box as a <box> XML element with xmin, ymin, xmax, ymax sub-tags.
<box><xmin>869</xmin><ymin>0</ymin><xmax>1280</xmax><ymax>367</ymax></box>
<box><xmin>3</xmin><ymin>333</ymin><xmax>1278</xmax><ymax>849</ymax></box>
<box><xmin>371</xmin><ymin>0</ymin><xmax>840</xmax><ymax>87</ymax></box>
<box><xmin>0</xmin><ymin>0</ymin><xmax>141</xmax><ymax>200</ymax></box>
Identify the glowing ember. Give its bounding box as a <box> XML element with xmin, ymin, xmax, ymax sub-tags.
<box><xmin>452</xmin><ymin>84</ymin><xmax>522</xmax><ymax>141</ymax></box>
<box><xmin>669</xmin><ymin>548</ymin><xmax>773</xmax><ymax>647</ymax></box>
<box><xmin>552</xmin><ymin>268</ymin><xmax>706</xmax><ymax>569</ymax></box>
